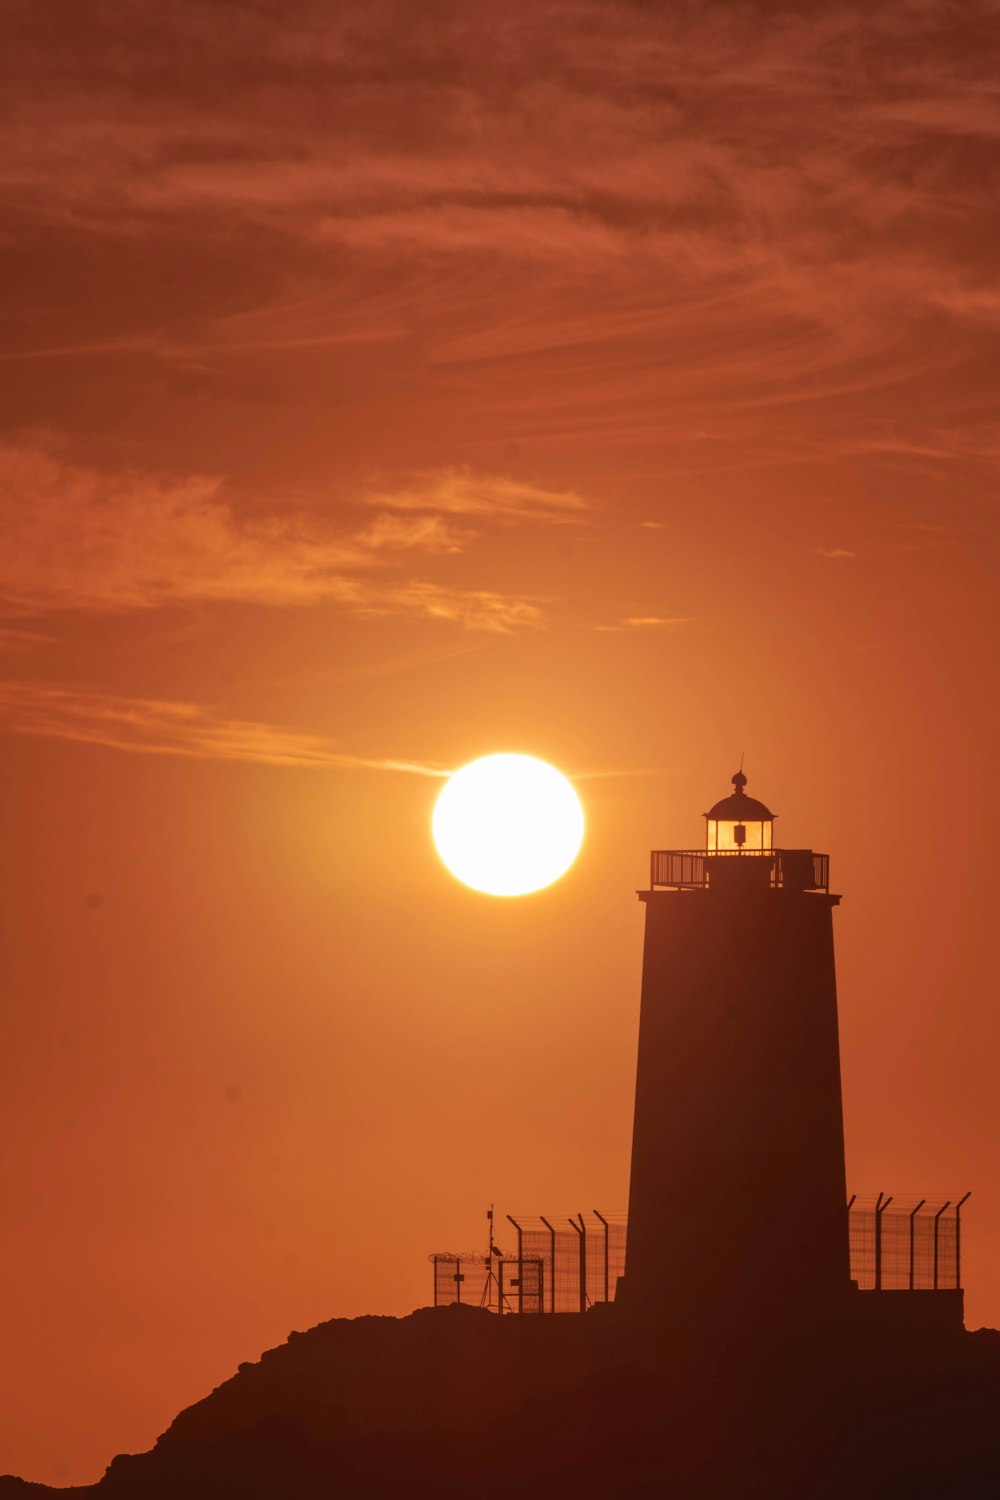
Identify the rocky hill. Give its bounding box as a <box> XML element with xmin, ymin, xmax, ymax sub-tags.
<box><xmin>4</xmin><ymin>1304</ymin><xmax>1000</xmax><ymax>1498</ymax></box>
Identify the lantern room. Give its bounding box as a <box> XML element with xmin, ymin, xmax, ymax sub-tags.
<box><xmin>704</xmin><ymin>770</ymin><xmax>774</xmax><ymax>853</ymax></box>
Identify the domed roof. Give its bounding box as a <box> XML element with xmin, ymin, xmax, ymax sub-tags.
<box><xmin>704</xmin><ymin>770</ymin><xmax>775</xmax><ymax>823</ymax></box>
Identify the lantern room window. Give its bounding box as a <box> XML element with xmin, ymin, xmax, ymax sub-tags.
<box><xmin>704</xmin><ymin>771</ymin><xmax>775</xmax><ymax>854</ymax></box>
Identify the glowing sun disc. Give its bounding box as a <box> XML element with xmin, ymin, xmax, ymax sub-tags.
<box><xmin>433</xmin><ymin>754</ymin><xmax>584</xmax><ymax>897</ymax></box>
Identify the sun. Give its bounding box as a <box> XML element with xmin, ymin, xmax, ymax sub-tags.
<box><xmin>433</xmin><ymin>754</ymin><xmax>585</xmax><ymax>897</ymax></box>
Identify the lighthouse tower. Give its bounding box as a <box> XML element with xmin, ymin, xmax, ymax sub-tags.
<box><xmin>622</xmin><ymin>772</ymin><xmax>851</xmax><ymax>1332</ymax></box>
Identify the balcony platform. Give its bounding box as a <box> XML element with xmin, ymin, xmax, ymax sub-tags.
<box><xmin>648</xmin><ymin>848</ymin><xmax>830</xmax><ymax>893</ymax></box>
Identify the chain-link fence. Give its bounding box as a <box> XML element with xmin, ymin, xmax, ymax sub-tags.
<box><xmin>847</xmin><ymin>1195</ymin><xmax>967</xmax><ymax>1290</ymax></box>
<box><xmin>432</xmin><ymin>1198</ymin><xmax>968</xmax><ymax>1311</ymax></box>
<box><xmin>507</xmin><ymin>1214</ymin><xmax>627</xmax><ymax>1313</ymax></box>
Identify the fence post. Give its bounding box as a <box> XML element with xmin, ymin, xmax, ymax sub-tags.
<box><xmin>932</xmin><ymin>1201</ymin><xmax>951</xmax><ymax>1290</ymax></box>
<box><xmin>540</xmin><ymin>1216</ymin><xmax>557</xmax><ymax>1313</ymax></box>
<box><xmin>874</xmin><ymin>1194</ymin><xmax>892</xmax><ymax>1291</ymax></box>
<box><xmin>507</xmin><ymin>1216</ymin><xmax>524</xmax><ymax>1315</ymax></box>
<box><xmin>908</xmin><ymin>1201</ymin><xmax>926</xmax><ymax>1290</ymax></box>
<box><xmin>569</xmin><ymin>1216</ymin><xmax>586</xmax><ymax>1313</ymax></box>
<box><xmin>954</xmin><ymin>1194</ymin><xmax>970</xmax><ymax>1289</ymax></box>
<box><xmin>593</xmin><ymin>1210</ymin><xmax>610</xmax><ymax>1303</ymax></box>
<box><xmin>579</xmin><ymin>1215</ymin><xmax>587</xmax><ymax>1312</ymax></box>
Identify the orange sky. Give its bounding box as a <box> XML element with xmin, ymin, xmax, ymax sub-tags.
<box><xmin>2</xmin><ymin>1</ymin><xmax>999</xmax><ymax>1485</ymax></box>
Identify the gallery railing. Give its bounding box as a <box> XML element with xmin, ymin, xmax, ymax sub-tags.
<box><xmin>649</xmin><ymin>848</ymin><xmax>830</xmax><ymax>893</ymax></box>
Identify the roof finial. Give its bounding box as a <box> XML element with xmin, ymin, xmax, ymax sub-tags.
<box><xmin>732</xmin><ymin>758</ymin><xmax>747</xmax><ymax>795</ymax></box>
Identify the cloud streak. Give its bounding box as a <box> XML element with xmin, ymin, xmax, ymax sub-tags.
<box><xmin>0</xmin><ymin>679</ymin><xmax>670</xmax><ymax>784</ymax></box>
<box><xmin>594</xmin><ymin>616</ymin><xmax>692</xmax><ymax>632</ymax></box>
<box><xmin>0</xmin><ymin>679</ymin><xmax>660</xmax><ymax>783</ymax></box>
<box><xmin>0</xmin><ymin>681</ymin><xmax>452</xmax><ymax>774</ymax></box>
<box><xmin>362</xmin><ymin>468</ymin><xmax>590</xmax><ymax>523</ymax></box>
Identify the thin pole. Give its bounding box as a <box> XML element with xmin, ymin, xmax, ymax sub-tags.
<box><xmin>507</xmin><ymin>1216</ymin><xmax>524</xmax><ymax>1315</ymax></box>
<box><xmin>486</xmin><ymin>1205</ymin><xmax>494</xmax><ymax>1314</ymax></box>
<box><xmin>569</xmin><ymin>1216</ymin><xmax>586</xmax><ymax>1313</ymax></box>
<box><xmin>593</xmin><ymin>1210</ymin><xmax>610</xmax><ymax>1303</ymax></box>
<box><xmin>873</xmin><ymin>1194</ymin><xmax>881</xmax><ymax>1292</ymax></box>
<box><xmin>908</xmin><ymin>1201</ymin><xmax>926</xmax><ymax>1291</ymax></box>
<box><xmin>954</xmin><ymin>1193</ymin><xmax>971</xmax><ymax>1289</ymax></box>
<box><xmin>540</xmin><ymin>1216</ymin><xmax>557</xmax><ymax>1313</ymax></box>
<box><xmin>579</xmin><ymin>1216</ymin><xmax>587</xmax><ymax>1313</ymax></box>
<box><xmin>874</xmin><ymin>1194</ymin><xmax>892</xmax><ymax>1292</ymax></box>
<box><xmin>933</xmin><ymin>1201</ymin><xmax>951</xmax><ymax>1290</ymax></box>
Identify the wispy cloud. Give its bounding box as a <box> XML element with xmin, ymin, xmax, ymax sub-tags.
<box><xmin>0</xmin><ymin>439</ymin><xmax>363</xmax><ymax>612</ymax></box>
<box><xmin>594</xmin><ymin>616</ymin><xmax>692</xmax><ymax>632</ymax></box>
<box><xmin>362</xmin><ymin>468</ymin><xmax>590</xmax><ymax>523</ymax></box>
<box><xmin>0</xmin><ymin>0</ymin><xmax>997</xmax><ymax>620</ymax></box>
<box><xmin>357</xmin><ymin>582</ymin><xmax>544</xmax><ymax>632</ymax></box>
<box><xmin>3</xmin><ymin>2</ymin><xmax>998</xmax><ymax>482</ymax></box>
<box><xmin>814</xmin><ymin>547</ymin><xmax>857</xmax><ymax>560</ymax></box>
<box><xmin>0</xmin><ymin>441</ymin><xmax>548</xmax><ymax>631</ymax></box>
<box><xmin>0</xmin><ymin>624</ymin><xmax>55</xmax><ymax>653</ymax></box>
<box><xmin>355</xmin><ymin>512</ymin><xmax>470</xmax><ymax>554</ymax></box>
<box><xmin>0</xmin><ymin>678</ymin><xmax>655</xmax><ymax>780</ymax></box>
<box><xmin>0</xmin><ymin>681</ymin><xmax>451</xmax><ymax>774</ymax></box>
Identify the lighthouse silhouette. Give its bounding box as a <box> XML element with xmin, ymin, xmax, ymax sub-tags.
<box><xmin>621</xmin><ymin>770</ymin><xmax>851</xmax><ymax>1331</ymax></box>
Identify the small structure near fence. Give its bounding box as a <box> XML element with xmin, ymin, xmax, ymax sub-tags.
<box><xmin>430</xmin><ymin>1251</ymin><xmax>546</xmax><ymax>1313</ymax></box>
<box><xmin>430</xmin><ymin>1198</ymin><xmax>969</xmax><ymax>1313</ymax></box>
<box><xmin>430</xmin><ymin>1211</ymin><xmax>626</xmax><ymax>1314</ymax></box>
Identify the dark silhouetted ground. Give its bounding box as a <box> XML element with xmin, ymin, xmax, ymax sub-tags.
<box><xmin>3</xmin><ymin>1303</ymin><xmax>1000</xmax><ymax>1498</ymax></box>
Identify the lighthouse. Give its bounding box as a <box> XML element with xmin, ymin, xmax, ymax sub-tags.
<box><xmin>621</xmin><ymin>772</ymin><xmax>851</xmax><ymax>1332</ymax></box>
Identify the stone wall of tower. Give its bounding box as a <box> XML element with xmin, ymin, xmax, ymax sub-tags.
<box><xmin>621</xmin><ymin>875</ymin><xmax>850</xmax><ymax>1329</ymax></box>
